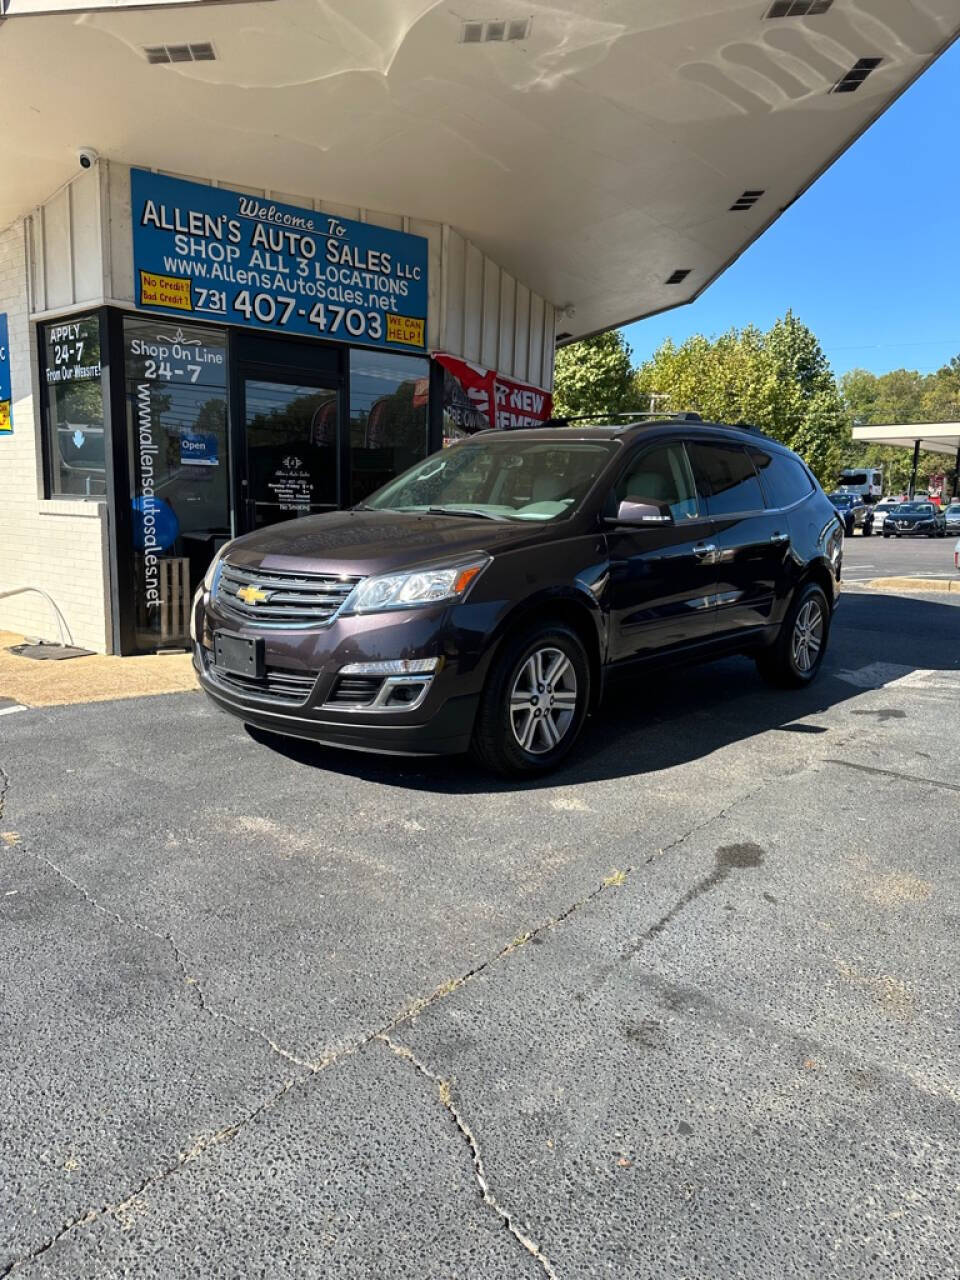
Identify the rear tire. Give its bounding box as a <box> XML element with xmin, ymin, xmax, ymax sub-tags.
<box><xmin>471</xmin><ymin>622</ymin><xmax>591</xmax><ymax>777</ymax></box>
<box><xmin>756</xmin><ymin>583</ymin><xmax>831</xmax><ymax>690</ymax></box>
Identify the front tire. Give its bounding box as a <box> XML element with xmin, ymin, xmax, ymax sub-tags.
<box><xmin>756</xmin><ymin>583</ymin><xmax>831</xmax><ymax>689</ymax></box>
<box><xmin>472</xmin><ymin>622</ymin><xmax>590</xmax><ymax>777</ymax></box>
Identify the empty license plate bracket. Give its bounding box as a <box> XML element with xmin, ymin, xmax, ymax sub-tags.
<box><xmin>214</xmin><ymin>632</ymin><xmax>264</xmax><ymax>678</ymax></box>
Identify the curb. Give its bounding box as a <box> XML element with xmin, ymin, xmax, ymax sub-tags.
<box><xmin>862</xmin><ymin>576</ymin><xmax>960</xmax><ymax>594</ymax></box>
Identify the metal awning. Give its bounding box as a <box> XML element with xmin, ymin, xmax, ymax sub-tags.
<box><xmin>851</xmin><ymin>424</ymin><xmax>960</xmax><ymax>457</ymax></box>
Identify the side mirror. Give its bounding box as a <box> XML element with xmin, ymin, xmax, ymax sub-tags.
<box><xmin>607</xmin><ymin>499</ymin><xmax>673</xmax><ymax>527</ymax></box>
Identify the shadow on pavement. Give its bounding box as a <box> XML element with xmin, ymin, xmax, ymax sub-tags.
<box><xmin>247</xmin><ymin>591</ymin><xmax>959</xmax><ymax>795</ymax></box>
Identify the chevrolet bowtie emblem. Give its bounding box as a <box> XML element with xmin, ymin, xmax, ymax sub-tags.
<box><xmin>236</xmin><ymin>585</ymin><xmax>270</xmax><ymax>605</ymax></box>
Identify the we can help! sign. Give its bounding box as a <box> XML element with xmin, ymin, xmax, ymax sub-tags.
<box><xmin>0</xmin><ymin>314</ymin><xmax>12</xmax><ymax>435</ymax></box>
<box><xmin>131</xmin><ymin>170</ymin><xmax>429</xmax><ymax>352</ymax></box>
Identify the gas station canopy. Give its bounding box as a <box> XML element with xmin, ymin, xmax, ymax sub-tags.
<box><xmin>851</xmin><ymin>424</ymin><xmax>960</xmax><ymax>457</ymax></box>
<box><xmin>2</xmin><ymin>0</ymin><xmax>960</xmax><ymax>341</ymax></box>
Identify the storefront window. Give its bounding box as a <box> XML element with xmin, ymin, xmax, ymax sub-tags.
<box><xmin>123</xmin><ymin>317</ymin><xmax>228</xmax><ymax>649</ymax></box>
<box><xmin>40</xmin><ymin>314</ymin><xmax>106</xmax><ymax>497</ymax></box>
<box><xmin>349</xmin><ymin>349</ymin><xmax>429</xmax><ymax>504</ymax></box>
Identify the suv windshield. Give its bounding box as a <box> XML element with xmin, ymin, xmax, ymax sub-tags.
<box><xmin>829</xmin><ymin>494</ymin><xmax>855</xmax><ymax>507</ymax></box>
<box><xmin>363</xmin><ymin>438</ymin><xmax>616</xmax><ymax>521</ymax></box>
<box><xmin>895</xmin><ymin>503</ymin><xmax>934</xmax><ymax>514</ymax></box>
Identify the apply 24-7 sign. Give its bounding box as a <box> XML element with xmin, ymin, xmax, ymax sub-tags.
<box><xmin>131</xmin><ymin>170</ymin><xmax>428</xmax><ymax>351</ymax></box>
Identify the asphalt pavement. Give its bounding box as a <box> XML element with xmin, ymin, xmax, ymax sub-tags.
<box><xmin>1</xmin><ymin>586</ymin><xmax>959</xmax><ymax>1279</ymax></box>
<box><xmin>842</xmin><ymin>527</ymin><xmax>959</xmax><ymax>581</ymax></box>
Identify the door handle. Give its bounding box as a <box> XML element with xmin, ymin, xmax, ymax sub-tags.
<box><xmin>770</xmin><ymin>532</ymin><xmax>790</xmax><ymax>545</ymax></box>
<box><xmin>692</xmin><ymin>542</ymin><xmax>718</xmax><ymax>563</ymax></box>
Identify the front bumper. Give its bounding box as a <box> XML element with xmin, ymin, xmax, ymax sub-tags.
<box><xmin>885</xmin><ymin>522</ymin><xmax>937</xmax><ymax>535</ymax></box>
<box><xmin>192</xmin><ymin>593</ymin><xmax>485</xmax><ymax>756</ymax></box>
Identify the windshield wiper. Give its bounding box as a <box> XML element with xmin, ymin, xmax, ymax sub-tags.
<box><xmin>425</xmin><ymin>506</ymin><xmax>508</xmax><ymax>522</ymax></box>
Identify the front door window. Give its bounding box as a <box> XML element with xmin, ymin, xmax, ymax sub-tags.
<box><xmin>242</xmin><ymin>379</ymin><xmax>338</xmax><ymax>529</ymax></box>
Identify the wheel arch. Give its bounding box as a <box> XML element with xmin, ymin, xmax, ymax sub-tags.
<box><xmin>487</xmin><ymin>590</ymin><xmax>605</xmax><ymax>710</ymax></box>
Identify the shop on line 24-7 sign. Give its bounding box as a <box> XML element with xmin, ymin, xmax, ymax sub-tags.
<box><xmin>130</xmin><ymin>170</ymin><xmax>428</xmax><ymax>352</ymax></box>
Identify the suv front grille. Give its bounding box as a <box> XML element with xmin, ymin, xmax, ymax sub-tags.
<box><xmin>205</xmin><ymin>658</ymin><xmax>318</xmax><ymax>706</ymax></box>
<box><xmin>217</xmin><ymin>562</ymin><xmax>361</xmax><ymax>627</ymax></box>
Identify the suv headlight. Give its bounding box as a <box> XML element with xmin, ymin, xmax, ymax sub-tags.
<box><xmin>203</xmin><ymin>540</ymin><xmax>234</xmax><ymax>594</ymax></box>
<box><xmin>347</xmin><ymin>556</ymin><xmax>490</xmax><ymax>615</ymax></box>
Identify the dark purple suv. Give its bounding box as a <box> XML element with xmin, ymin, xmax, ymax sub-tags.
<box><xmin>193</xmin><ymin>420</ymin><xmax>842</xmax><ymax>775</ymax></box>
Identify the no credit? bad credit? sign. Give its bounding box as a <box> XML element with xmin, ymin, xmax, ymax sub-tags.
<box><xmin>131</xmin><ymin>170</ymin><xmax>429</xmax><ymax>352</ymax></box>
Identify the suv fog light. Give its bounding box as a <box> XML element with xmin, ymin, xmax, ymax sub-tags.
<box><xmin>339</xmin><ymin>658</ymin><xmax>440</xmax><ymax>676</ymax></box>
<box><xmin>384</xmin><ymin>681</ymin><xmax>426</xmax><ymax>707</ymax></box>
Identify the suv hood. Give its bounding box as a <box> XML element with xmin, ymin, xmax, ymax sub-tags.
<box><xmin>225</xmin><ymin>509</ymin><xmax>558</xmax><ymax>576</ymax></box>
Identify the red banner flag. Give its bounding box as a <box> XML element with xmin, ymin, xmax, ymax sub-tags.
<box><xmin>434</xmin><ymin>353</ymin><xmax>553</xmax><ymax>431</ymax></box>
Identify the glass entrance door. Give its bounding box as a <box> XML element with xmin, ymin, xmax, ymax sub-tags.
<box><xmin>240</xmin><ymin>377</ymin><xmax>339</xmax><ymax>530</ymax></box>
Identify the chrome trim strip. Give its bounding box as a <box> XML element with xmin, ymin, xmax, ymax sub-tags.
<box><xmin>323</xmin><ymin>674</ymin><xmax>434</xmax><ymax>713</ymax></box>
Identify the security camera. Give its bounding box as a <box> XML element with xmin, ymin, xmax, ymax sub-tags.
<box><xmin>77</xmin><ymin>147</ymin><xmax>99</xmax><ymax>171</ymax></box>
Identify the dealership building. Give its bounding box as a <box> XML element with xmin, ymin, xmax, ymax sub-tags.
<box><xmin>1</xmin><ymin>0</ymin><xmax>958</xmax><ymax>653</ymax></box>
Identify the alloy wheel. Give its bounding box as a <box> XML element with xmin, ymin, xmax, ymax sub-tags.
<box><xmin>509</xmin><ymin>647</ymin><xmax>578</xmax><ymax>754</ymax></box>
<box><xmin>792</xmin><ymin>599</ymin><xmax>823</xmax><ymax>674</ymax></box>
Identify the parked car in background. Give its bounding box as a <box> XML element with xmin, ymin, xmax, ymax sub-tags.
<box><xmin>942</xmin><ymin>500</ymin><xmax>960</xmax><ymax>533</ymax></box>
<box><xmin>882</xmin><ymin>501</ymin><xmax>947</xmax><ymax>538</ymax></box>
<box><xmin>193</xmin><ymin>419</ymin><xmax>842</xmax><ymax>776</ymax></box>
<box><xmin>828</xmin><ymin>492</ymin><xmax>869</xmax><ymax>535</ymax></box>
<box><xmin>867</xmin><ymin>498</ymin><xmax>900</xmax><ymax>534</ymax></box>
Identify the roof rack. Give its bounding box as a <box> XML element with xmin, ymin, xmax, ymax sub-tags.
<box><xmin>541</xmin><ymin>411</ymin><xmax>703</xmax><ymax>428</ymax></box>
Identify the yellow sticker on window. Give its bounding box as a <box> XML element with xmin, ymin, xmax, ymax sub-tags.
<box><xmin>0</xmin><ymin>401</ymin><xmax>11</xmax><ymax>433</ymax></box>
<box><xmin>386</xmin><ymin>314</ymin><xmax>425</xmax><ymax>347</ymax></box>
<box><xmin>139</xmin><ymin>270</ymin><xmax>192</xmax><ymax>311</ymax></box>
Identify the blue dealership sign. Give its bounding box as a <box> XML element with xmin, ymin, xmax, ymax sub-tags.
<box><xmin>0</xmin><ymin>313</ymin><xmax>11</xmax><ymax>434</ymax></box>
<box><xmin>130</xmin><ymin>170</ymin><xmax>428</xmax><ymax>352</ymax></box>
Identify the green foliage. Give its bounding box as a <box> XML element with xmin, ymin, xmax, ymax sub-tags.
<box><xmin>554</xmin><ymin>330</ymin><xmax>640</xmax><ymax>419</ymax></box>
<box><xmin>839</xmin><ymin>363</ymin><xmax>960</xmax><ymax>492</ymax></box>
<box><xmin>558</xmin><ymin>313</ymin><xmax>958</xmax><ymax>495</ymax></box>
<box><xmin>634</xmin><ymin>311</ymin><xmax>849</xmax><ymax>484</ymax></box>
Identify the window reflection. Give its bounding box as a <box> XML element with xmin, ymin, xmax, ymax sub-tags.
<box><xmin>349</xmin><ymin>349</ymin><xmax>429</xmax><ymax>504</ymax></box>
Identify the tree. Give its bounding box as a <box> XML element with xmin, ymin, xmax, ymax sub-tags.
<box><xmin>839</xmin><ymin>364</ymin><xmax>959</xmax><ymax>493</ymax></box>
<box><xmin>634</xmin><ymin>311</ymin><xmax>849</xmax><ymax>484</ymax></box>
<box><xmin>553</xmin><ymin>330</ymin><xmax>640</xmax><ymax>419</ymax></box>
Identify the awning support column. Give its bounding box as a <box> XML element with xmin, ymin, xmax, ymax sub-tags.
<box><xmin>953</xmin><ymin>445</ymin><xmax>960</xmax><ymax>499</ymax></box>
<box><xmin>908</xmin><ymin>439</ymin><xmax>921</xmax><ymax>499</ymax></box>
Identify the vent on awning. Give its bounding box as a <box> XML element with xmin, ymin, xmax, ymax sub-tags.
<box><xmin>460</xmin><ymin>17</ymin><xmax>531</xmax><ymax>43</ymax></box>
<box><xmin>666</xmin><ymin>269</ymin><xmax>691</xmax><ymax>285</ymax></box>
<box><xmin>144</xmin><ymin>42</ymin><xmax>216</xmax><ymax>64</ymax></box>
<box><xmin>832</xmin><ymin>57</ymin><xmax>883</xmax><ymax>93</ymax></box>
<box><xmin>765</xmin><ymin>0</ymin><xmax>833</xmax><ymax>17</ymax></box>
<box><xmin>729</xmin><ymin>189</ymin><xmax>765</xmax><ymax>212</ymax></box>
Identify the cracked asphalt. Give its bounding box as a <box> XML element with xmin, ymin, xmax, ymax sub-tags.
<box><xmin>1</xmin><ymin>587</ymin><xmax>959</xmax><ymax>1279</ymax></box>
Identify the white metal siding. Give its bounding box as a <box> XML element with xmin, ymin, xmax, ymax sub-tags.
<box><xmin>439</xmin><ymin>226</ymin><xmax>555</xmax><ymax>390</ymax></box>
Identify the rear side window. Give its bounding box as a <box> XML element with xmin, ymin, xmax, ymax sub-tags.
<box><xmin>750</xmin><ymin>449</ymin><xmax>815</xmax><ymax>509</ymax></box>
<box><xmin>687</xmin><ymin>442</ymin><xmax>764</xmax><ymax>516</ymax></box>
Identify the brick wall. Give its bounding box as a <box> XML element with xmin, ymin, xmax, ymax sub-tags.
<box><xmin>0</xmin><ymin>220</ymin><xmax>112</xmax><ymax>652</ymax></box>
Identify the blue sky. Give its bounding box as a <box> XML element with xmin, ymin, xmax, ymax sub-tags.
<box><xmin>622</xmin><ymin>40</ymin><xmax>960</xmax><ymax>380</ymax></box>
